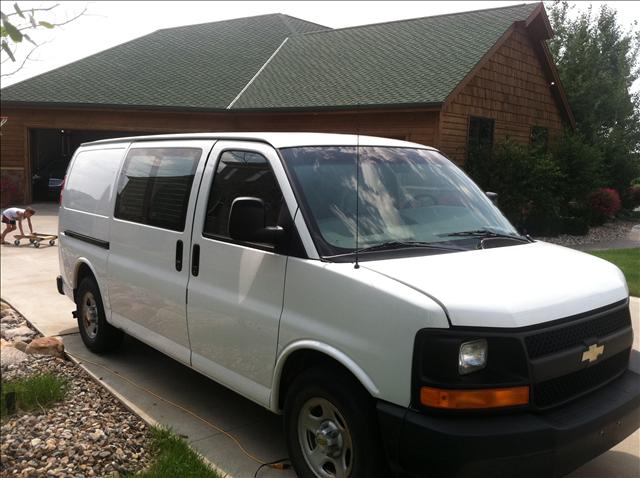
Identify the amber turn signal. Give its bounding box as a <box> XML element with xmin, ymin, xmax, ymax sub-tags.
<box><xmin>420</xmin><ymin>385</ymin><xmax>529</xmax><ymax>409</ymax></box>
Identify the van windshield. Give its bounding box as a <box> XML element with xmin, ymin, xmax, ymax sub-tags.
<box><xmin>280</xmin><ymin>146</ymin><xmax>521</xmax><ymax>258</ymax></box>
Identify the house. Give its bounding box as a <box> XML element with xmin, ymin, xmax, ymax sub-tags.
<box><xmin>0</xmin><ymin>2</ymin><xmax>574</xmax><ymax>204</ymax></box>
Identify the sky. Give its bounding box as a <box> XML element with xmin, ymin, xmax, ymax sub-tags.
<box><xmin>1</xmin><ymin>1</ymin><xmax>639</xmax><ymax>88</ymax></box>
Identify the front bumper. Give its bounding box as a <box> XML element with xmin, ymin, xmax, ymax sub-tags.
<box><xmin>378</xmin><ymin>367</ymin><xmax>640</xmax><ymax>478</ymax></box>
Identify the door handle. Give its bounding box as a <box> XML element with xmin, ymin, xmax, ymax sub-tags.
<box><xmin>175</xmin><ymin>240</ymin><xmax>183</xmax><ymax>271</ymax></box>
<box><xmin>192</xmin><ymin>244</ymin><xmax>200</xmax><ymax>276</ymax></box>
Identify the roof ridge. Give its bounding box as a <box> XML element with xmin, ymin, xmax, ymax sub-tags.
<box><xmin>155</xmin><ymin>12</ymin><xmax>327</xmax><ymax>33</ymax></box>
<box><xmin>277</xmin><ymin>13</ymin><xmax>297</xmax><ymax>35</ymax></box>
<box><xmin>277</xmin><ymin>13</ymin><xmax>330</xmax><ymax>32</ymax></box>
<box><xmin>155</xmin><ymin>12</ymin><xmax>281</xmax><ymax>32</ymax></box>
<box><xmin>227</xmin><ymin>37</ymin><xmax>290</xmax><ymax>109</ymax></box>
<box><xmin>298</xmin><ymin>2</ymin><xmax>538</xmax><ymax>38</ymax></box>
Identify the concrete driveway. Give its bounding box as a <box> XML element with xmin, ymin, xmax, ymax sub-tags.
<box><xmin>1</xmin><ymin>204</ymin><xmax>638</xmax><ymax>478</ymax></box>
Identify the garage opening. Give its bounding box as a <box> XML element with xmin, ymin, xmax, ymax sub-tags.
<box><xmin>29</xmin><ymin>128</ymin><xmax>150</xmax><ymax>202</ymax></box>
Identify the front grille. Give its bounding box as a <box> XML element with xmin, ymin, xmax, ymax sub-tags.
<box><xmin>525</xmin><ymin>304</ymin><xmax>631</xmax><ymax>359</ymax></box>
<box><xmin>532</xmin><ymin>350</ymin><xmax>630</xmax><ymax>408</ymax></box>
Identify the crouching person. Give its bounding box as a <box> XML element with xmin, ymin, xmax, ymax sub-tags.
<box><xmin>1</xmin><ymin>207</ymin><xmax>36</xmax><ymax>245</ymax></box>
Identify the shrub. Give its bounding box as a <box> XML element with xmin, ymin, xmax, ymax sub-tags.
<box><xmin>551</xmin><ymin>133</ymin><xmax>604</xmax><ymax>204</ymax></box>
<box><xmin>588</xmin><ymin>188</ymin><xmax>621</xmax><ymax>222</ymax></box>
<box><xmin>623</xmin><ymin>185</ymin><xmax>640</xmax><ymax>209</ymax></box>
<box><xmin>466</xmin><ymin>139</ymin><xmax>564</xmax><ymax>234</ymax></box>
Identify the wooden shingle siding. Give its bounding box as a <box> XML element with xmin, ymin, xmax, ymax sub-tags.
<box><xmin>440</xmin><ymin>27</ymin><xmax>565</xmax><ymax>163</ymax></box>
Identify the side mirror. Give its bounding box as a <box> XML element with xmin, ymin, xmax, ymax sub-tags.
<box><xmin>485</xmin><ymin>191</ymin><xmax>499</xmax><ymax>206</ymax></box>
<box><xmin>228</xmin><ymin>197</ymin><xmax>284</xmax><ymax>244</ymax></box>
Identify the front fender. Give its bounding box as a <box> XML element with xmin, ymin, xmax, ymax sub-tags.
<box><xmin>269</xmin><ymin>339</ymin><xmax>380</xmax><ymax>412</ymax></box>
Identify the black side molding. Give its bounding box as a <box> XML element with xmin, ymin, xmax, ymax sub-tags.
<box><xmin>63</xmin><ymin>230</ymin><xmax>110</xmax><ymax>249</ymax></box>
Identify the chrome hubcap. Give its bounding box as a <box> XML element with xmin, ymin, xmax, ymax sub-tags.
<box><xmin>298</xmin><ymin>398</ymin><xmax>353</xmax><ymax>478</ymax></box>
<box><xmin>82</xmin><ymin>292</ymin><xmax>99</xmax><ymax>339</ymax></box>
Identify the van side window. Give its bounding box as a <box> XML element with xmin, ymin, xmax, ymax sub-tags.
<box><xmin>115</xmin><ymin>148</ymin><xmax>201</xmax><ymax>231</ymax></box>
<box><xmin>203</xmin><ymin>150</ymin><xmax>283</xmax><ymax>240</ymax></box>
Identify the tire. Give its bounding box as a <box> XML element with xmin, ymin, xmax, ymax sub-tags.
<box><xmin>14</xmin><ymin>240</ymin><xmax>19</xmax><ymax>246</ymax></box>
<box><xmin>76</xmin><ymin>277</ymin><xmax>123</xmax><ymax>353</ymax></box>
<box><xmin>284</xmin><ymin>368</ymin><xmax>386</xmax><ymax>478</ymax></box>
<box><xmin>33</xmin><ymin>242</ymin><xmax>40</xmax><ymax>248</ymax></box>
<box><xmin>49</xmin><ymin>240</ymin><xmax>55</xmax><ymax>246</ymax></box>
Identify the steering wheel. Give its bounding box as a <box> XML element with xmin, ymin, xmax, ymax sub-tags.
<box><xmin>402</xmin><ymin>192</ymin><xmax>438</xmax><ymax>209</ymax></box>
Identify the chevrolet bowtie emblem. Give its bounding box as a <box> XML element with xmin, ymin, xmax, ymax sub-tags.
<box><xmin>582</xmin><ymin>343</ymin><xmax>604</xmax><ymax>363</ymax></box>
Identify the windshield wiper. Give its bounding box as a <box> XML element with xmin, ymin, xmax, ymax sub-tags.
<box><xmin>439</xmin><ymin>229</ymin><xmax>532</xmax><ymax>242</ymax></box>
<box><xmin>324</xmin><ymin>240</ymin><xmax>465</xmax><ymax>260</ymax></box>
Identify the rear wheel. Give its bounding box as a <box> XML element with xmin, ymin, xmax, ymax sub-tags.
<box><xmin>76</xmin><ymin>277</ymin><xmax>123</xmax><ymax>353</ymax></box>
<box><xmin>284</xmin><ymin>368</ymin><xmax>385</xmax><ymax>478</ymax></box>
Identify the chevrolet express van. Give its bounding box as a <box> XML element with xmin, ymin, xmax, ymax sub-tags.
<box><xmin>57</xmin><ymin>133</ymin><xmax>639</xmax><ymax>478</ymax></box>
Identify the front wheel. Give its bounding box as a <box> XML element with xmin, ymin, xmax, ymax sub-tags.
<box><xmin>284</xmin><ymin>369</ymin><xmax>386</xmax><ymax>478</ymax></box>
<box><xmin>76</xmin><ymin>277</ymin><xmax>123</xmax><ymax>353</ymax></box>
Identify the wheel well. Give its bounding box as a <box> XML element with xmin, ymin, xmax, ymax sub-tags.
<box><xmin>277</xmin><ymin>349</ymin><xmax>369</xmax><ymax>410</ymax></box>
<box><xmin>74</xmin><ymin>263</ymin><xmax>95</xmax><ymax>301</ymax></box>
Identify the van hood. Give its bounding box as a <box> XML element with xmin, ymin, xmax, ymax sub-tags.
<box><xmin>363</xmin><ymin>241</ymin><xmax>628</xmax><ymax>328</ymax></box>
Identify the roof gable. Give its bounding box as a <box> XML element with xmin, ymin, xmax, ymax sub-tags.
<box><xmin>0</xmin><ymin>14</ymin><xmax>328</xmax><ymax>109</ymax></box>
<box><xmin>231</xmin><ymin>3</ymin><xmax>539</xmax><ymax>109</ymax></box>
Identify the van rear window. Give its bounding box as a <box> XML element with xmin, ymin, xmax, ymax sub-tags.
<box><xmin>65</xmin><ymin>148</ymin><xmax>125</xmax><ymax>216</ymax></box>
<box><xmin>114</xmin><ymin>147</ymin><xmax>201</xmax><ymax>231</ymax></box>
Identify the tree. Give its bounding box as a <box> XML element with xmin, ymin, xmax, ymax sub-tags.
<box><xmin>547</xmin><ymin>1</ymin><xmax>640</xmax><ymax>193</ymax></box>
<box><xmin>1</xmin><ymin>2</ymin><xmax>86</xmax><ymax>77</ymax></box>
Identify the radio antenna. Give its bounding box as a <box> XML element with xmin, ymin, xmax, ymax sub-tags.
<box><xmin>354</xmin><ymin>133</ymin><xmax>360</xmax><ymax>269</ymax></box>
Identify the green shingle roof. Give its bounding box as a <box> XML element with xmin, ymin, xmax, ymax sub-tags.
<box><xmin>1</xmin><ymin>4</ymin><xmax>541</xmax><ymax>111</ymax></box>
<box><xmin>233</xmin><ymin>3</ymin><xmax>539</xmax><ymax>109</ymax></box>
<box><xmin>0</xmin><ymin>14</ymin><xmax>328</xmax><ymax>109</ymax></box>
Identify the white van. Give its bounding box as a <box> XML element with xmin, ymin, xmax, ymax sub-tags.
<box><xmin>57</xmin><ymin>133</ymin><xmax>639</xmax><ymax>478</ymax></box>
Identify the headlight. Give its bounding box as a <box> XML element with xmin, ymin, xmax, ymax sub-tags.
<box><xmin>458</xmin><ymin>339</ymin><xmax>488</xmax><ymax>375</ymax></box>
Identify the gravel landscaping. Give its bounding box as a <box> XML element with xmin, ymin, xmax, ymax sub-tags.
<box><xmin>1</xmin><ymin>302</ymin><xmax>152</xmax><ymax>478</ymax></box>
<box><xmin>535</xmin><ymin>219</ymin><xmax>638</xmax><ymax>247</ymax></box>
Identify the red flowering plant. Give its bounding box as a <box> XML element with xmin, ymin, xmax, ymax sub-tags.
<box><xmin>588</xmin><ymin>188</ymin><xmax>621</xmax><ymax>221</ymax></box>
<box><xmin>0</xmin><ymin>177</ymin><xmax>18</xmax><ymax>208</ymax></box>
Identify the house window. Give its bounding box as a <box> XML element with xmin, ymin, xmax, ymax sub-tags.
<box><xmin>468</xmin><ymin>116</ymin><xmax>495</xmax><ymax>149</ymax></box>
<box><xmin>530</xmin><ymin>126</ymin><xmax>549</xmax><ymax>151</ymax></box>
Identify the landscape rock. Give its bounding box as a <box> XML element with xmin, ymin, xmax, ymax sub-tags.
<box><xmin>536</xmin><ymin>219</ymin><xmax>639</xmax><ymax>247</ymax></box>
<box><xmin>3</xmin><ymin>325</ymin><xmax>36</xmax><ymax>340</ymax></box>
<box><xmin>25</xmin><ymin>337</ymin><xmax>65</xmax><ymax>358</ymax></box>
<box><xmin>0</xmin><ymin>346</ymin><xmax>29</xmax><ymax>366</ymax></box>
<box><xmin>1</xmin><ymin>302</ymin><xmax>151</xmax><ymax>477</ymax></box>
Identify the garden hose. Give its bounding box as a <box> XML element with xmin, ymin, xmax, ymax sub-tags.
<box><xmin>66</xmin><ymin>351</ymin><xmax>290</xmax><ymax>473</ymax></box>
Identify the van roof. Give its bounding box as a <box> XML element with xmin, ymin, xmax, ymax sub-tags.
<box><xmin>83</xmin><ymin>132</ymin><xmax>435</xmax><ymax>150</ymax></box>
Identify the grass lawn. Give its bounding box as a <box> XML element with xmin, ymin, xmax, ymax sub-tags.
<box><xmin>590</xmin><ymin>248</ymin><xmax>640</xmax><ymax>297</ymax></box>
<box><xmin>0</xmin><ymin>372</ymin><xmax>68</xmax><ymax>420</ymax></box>
<box><xmin>132</xmin><ymin>427</ymin><xmax>221</xmax><ymax>478</ymax></box>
